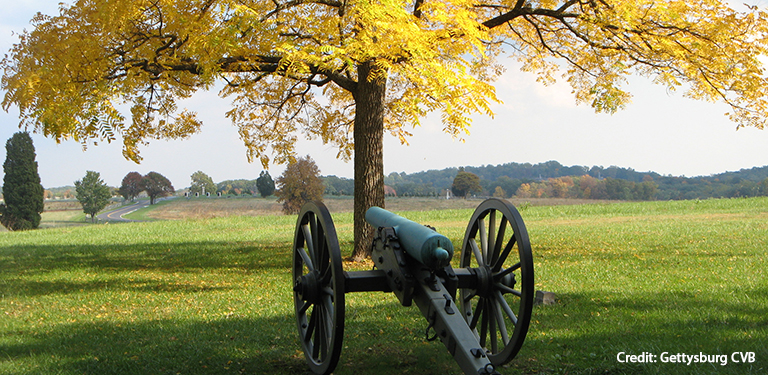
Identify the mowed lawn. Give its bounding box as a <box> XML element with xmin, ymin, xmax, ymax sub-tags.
<box><xmin>1</xmin><ymin>198</ymin><xmax>766</xmax><ymax>374</ymax></box>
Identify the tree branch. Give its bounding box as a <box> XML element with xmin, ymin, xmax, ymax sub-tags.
<box><xmin>481</xmin><ymin>1</ymin><xmax>579</xmax><ymax>29</ymax></box>
<box><xmin>260</xmin><ymin>0</ymin><xmax>343</xmax><ymax>22</ymax></box>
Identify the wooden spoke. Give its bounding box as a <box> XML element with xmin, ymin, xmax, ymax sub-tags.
<box><xmin>495</xmin><ymin>262</ymin><xmax>521</xmax><ymax>281</ymax></box>
<box><xmin>488</xmin><ymin>210</ymin><xmax>496</xmax><ymax>264</ymax></box>
<box><xmin>493</xmin><ymin>234</ymin><xmax>516</xmax><ymax>273</ymax></box>
<box><xmin>496</xmin><ymin>284</ymin><xmax>522</xmax><ymax>297</ymax></box>
<box><xmin>478</xmin><ymin>216</ymin><xmax>488</xmax><ymax>261</ymax></box>
<box><xmin>493</xmin><ymin>294</ymin><xmax>511</xmax><ymax>345</ymax></box>
<box><xmin>478</xmin><ymin>300</ymin><xmax>489</xmax><ymax>348</ymax></box>
<box><xmin>488</xmin><ymin>298</ymin><xmax>498</xmax><ymax>353</ymax></box>
<box><xmin>299</xmin><ymin>300</ymin><xmax>312</xmax><ymax>315</ymax></box>
<box><xmin>496</xmin><ymin>290</ymin><xmax>518</xmax><ymax>326</ymax></box>
<box><xmin>469</xmin><ymin>238</ymin><xmax>485</xmax><ymax>267</ymax></box>
<box><xmin>298</xmin><ymin>246</ymin><xmax>314</xmax><ymax>272</ymax></box>
<box><xmin>469</xmin><ymin>298</ymin><xmax>484</xmax><ymax>330</ymax></box>
<box><xmin>491</xmin><ymin>216</ymin><xmax>508</xmax><ymax>266</ymax></box>
<box><xmin>302</xmin><ymin>225</ymin><xmax>315</xmax><ymax>267</ymax></box>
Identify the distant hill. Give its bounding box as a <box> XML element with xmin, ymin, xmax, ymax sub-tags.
<box><xmin>326</xmin><ymin>161</ymin><xmax>768</xmax><ymax>200</ymax></box>
<box><xmin>707</xmin><ymin>165</ymin><xmax>768</xmax><ymax>182</ymax></box>
<box><xmin>43</xmin><ymin>185</ymin><xmax>77</xmax><ymax>199</ymax></box>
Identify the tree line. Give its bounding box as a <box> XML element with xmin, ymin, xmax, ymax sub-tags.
<box><xmin>2</xmin><ymin>129</ymin><xmax>765</xmax><ymax>233</ymax></box>
<box><xmin>323</xmin><ymin>161</ymin><xmax>768</xmax><ymax>201</ymax></box>
<box><xmin>515</xmin><ymin>176</ymin><xmax>658</xmax><ymax>201</ymax></box>
<box><xmin>187</xmin><ymin>160</ymin><xmax>325</xmax><ymax>216</ymax></box>
<box><xmin>0</xmin><ymin>130</ymin><xmax>310</xmax><ymax>230</ymax></box>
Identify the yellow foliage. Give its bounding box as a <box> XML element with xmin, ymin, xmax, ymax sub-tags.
<box><xmin>2</xmin><ymin>0</ymin><xmax>768</xmax><ymax>164</ymax></box>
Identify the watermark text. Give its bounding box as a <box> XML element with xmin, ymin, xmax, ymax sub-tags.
<box><xmin>616</xmin><ymin>351</ymin><xmax>756</xmax><ymax>366</ymax></box>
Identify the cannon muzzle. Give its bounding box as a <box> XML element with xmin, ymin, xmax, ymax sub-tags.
<box><xmin>365</xmin><ymin>206</ymin><xmax>453</xmax><ymax>269</ymax></box>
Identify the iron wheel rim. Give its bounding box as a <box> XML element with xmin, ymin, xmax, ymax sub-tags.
<box><xmin>459</xmin><ymin>198</ymin><xmax>534</xmax><ymax>365</ymax></box>
<box><xmin>292</xmin><ymin>201</ymin><xmax>345</xmax><ymax>375</ymax></box>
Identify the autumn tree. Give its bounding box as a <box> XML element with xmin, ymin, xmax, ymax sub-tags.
<box><xmin>190</xmin><ymin>170</ymin><xmax>216</xmax><ymax>196</ymax></box>
<box><xmin>276</xmin><ymin>156</ymin><xmax>324</xmax><ymax>214</ymax></box>
<box><xmin>3</xmin><ymin>0</ymin><xmax>768</xmax><ymax>258</ymax></box>
<box><xmin>493</xmin><ymin>186</ymin><xmax>507</xmax><ymax>198</ymax></box>
<box><xmin>142</xmin><ymin>172</ymin><xmax>174</xmax><ymax>204</ymax></box>
<box><xmin>75</xmin><ymin>170</ymin><xmax>112</xmax><ymax>223</ymax></box>
<box><xmin>452</xmin><ymin>168</ymin><xmax>483</xmax><ymax>198</ymax></box>
<box><xmin>256</xmin><ymin>170</ymin><xmax>276</xmax><ymax>197</ymax></box>
<box><xmin>118</xmin><ymin>171</ymin><xmax>144</xmax><ymax>201</ymax></box>
<box><xmin>0</xmin><ymin>132</ymin><xmax>44</xmax><ymax>230</ymax></box>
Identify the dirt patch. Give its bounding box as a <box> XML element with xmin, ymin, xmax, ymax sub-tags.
<box><xmin>43</xmin><ymin>200</ymin><xmax>82</xmax><ymax>211</ymax></box>
<box><xmin>145</xmin><ymin>198</ymin><xmax>284</xmax><ymax>220</ymax></box>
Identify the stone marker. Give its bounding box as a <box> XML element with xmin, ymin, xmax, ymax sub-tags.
<box><xmin>535</xmin><ymin>290</ymin><xmax>556</xmax><ymax>306</ymax></box>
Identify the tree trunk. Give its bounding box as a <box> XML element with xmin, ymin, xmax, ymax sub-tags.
<box><xmin>351</xmin><ymin>61</ymin><xmax>386</xmax><ymax>261</ymax></box>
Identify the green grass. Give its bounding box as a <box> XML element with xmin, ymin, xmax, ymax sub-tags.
<box><xmin>38</xmin><ymin>209</ymin><xmax>88</xmax><ymax>228</ymax></box>
<box><xmin>1</xmin><ymin>198</ymin><xmax>766</xmax><ymax>374</ymax></box>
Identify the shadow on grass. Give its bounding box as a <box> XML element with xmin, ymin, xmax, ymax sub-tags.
<box><xmin>1</xmin><ymin>288</ymin><xmax>766</xmax><ymax>375</ymax></box>
<box><xmin>0</xmin><ymin>302</ymin><xmax>465</xmax><ymax>375</ymax></box>
<box><xmin>0</xmin><ymin>315</ymin><xmax>308</xmax><ymax>375</ymax></box>
<box><xmin>1</xmin><ymin>241</ymin><xmax>292</xmax><ymax>295</ymax></box>
<box><xmin>2</xmin><ymin>240</ymin><xmax>766</xmax><ymax>374</ymax></box>
<box><xmin>1</xmin><ymin>241</ymin><xmax>291</xmax><ymax>268</ymax></box>
<box><xmin>512</xmin><ymin>289</ymin><xmax>768</xmax><ymax>375</ymax></box>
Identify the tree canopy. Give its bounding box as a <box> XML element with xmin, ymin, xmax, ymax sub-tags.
<box><xmin>452</xmin><ymin>169</ymin><xmax>482</xmax><ymax>198</ymax></box>
<box><xmin>142</xmin><ymin>172</ymin><xmax>175</xmax><ymax>204</ymax></box>
<box><xmin>75</xmin><ymin>170</ymin><xmax>112</xmax><ymax>222</ymax></box>
<box><xmin>276</xmin><ymin>155</ymin><xmax>324</xmax><ymax>214</ymax></box>
<box><xmin>2</xmin><ymin>0</ymin><xmax>767</xmax><ymax>257</ymax></box>
<box><xmin>119</xmin><ymin>171</ymin><xmax>144</xmax><ymax>201</ymax></box>
<box><xmin>190</xmin><ymin>170</ymin><xmax>216</xmax><ymax>196</ymax></box>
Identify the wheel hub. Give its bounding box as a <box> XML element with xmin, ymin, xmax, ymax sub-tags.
<box><xmin>473</xmin><ymin>266</ymin><xmax>517</xmax><ymax>298</ymax></box>
<box><xmin>294</xmin><ymin>271</ymin><xmax>321</xmax><ymax>304</ymax></box>
<box><xmin>499</xmin><ymin>271</ymin><xmax>516</xmax><ymax>290</ymax></box>
<box><xmin>475</xmin><ymin>266</ymin><xmax>495</xmax><ymax>298</ymax></box>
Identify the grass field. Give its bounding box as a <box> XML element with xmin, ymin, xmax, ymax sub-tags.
<box><xmin>1</xmin><ymin>197</ymin><xmax>766</xmax><ymax>374</ymax></box>
<box><xmin>124</xmin><ymin>196</ymin><xmax>619</xmax><ymax>221</ymax></box>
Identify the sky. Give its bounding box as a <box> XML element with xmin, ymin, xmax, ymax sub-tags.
<box><xmin>2</xmin><ymin>2</ymin><xmax>768</xmax><ymax>189</ymax></box>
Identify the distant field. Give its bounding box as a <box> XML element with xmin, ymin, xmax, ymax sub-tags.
<box><xmin>0</xmin><ymin>200</ymin><xmax>87</xmax><ymax>232</ymax></box>
<box><xmin>130</xmin><ymin>195</ymin><xmax>618</xmax><ymax>220</ymax></box>
<box><xmin>1</xmin><ymin>197</ymin><xmax>766</xmax><ymax>374</ymax></box>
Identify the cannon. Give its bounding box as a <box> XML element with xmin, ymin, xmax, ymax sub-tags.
<box><xmin>291</xmin><ymin>198</ymin><xmax>534</xmax><ymax>375</ymax></box>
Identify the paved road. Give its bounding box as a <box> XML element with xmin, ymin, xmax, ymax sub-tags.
<box><xmin>97</xmin><ymin>201</ymin><xmax>150</xmax><ymax>222</ymax></box>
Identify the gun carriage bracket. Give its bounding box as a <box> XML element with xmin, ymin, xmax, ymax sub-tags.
<box><xmin>291</xmin><ymin>199</ymin><xmax>534</xmax><ymax>375</ymax></box>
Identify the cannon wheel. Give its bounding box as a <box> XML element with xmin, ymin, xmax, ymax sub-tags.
<box><xmin>459</xmin><ymin>198</ymin><xmax>534</xmax><ymax>366</ymax></box>
<box><xmin>292</xmin><ymin>201</ymin><xmax>345</xmax><ymax>375</ymax></box>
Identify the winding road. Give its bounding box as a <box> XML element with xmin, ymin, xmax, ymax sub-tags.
<box><xmin>97</xmin><ymin>200</ymin><xmax>150</xmax><ymax>222</ymax></box>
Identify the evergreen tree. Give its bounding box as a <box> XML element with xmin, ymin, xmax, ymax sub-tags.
<box><xmin>0</xmin><ymin>132</ymin><xmax>44</xmax><ymax>230</ymax></box>
<box><xmin>75</xmin><ymin>171</ymin><xmax>112</xmax><ymax>223</ymax></box>
<box><xmin>256</xmin><ymin>171</ymin><xmax>276</xmax><ymax>197</ymax></box>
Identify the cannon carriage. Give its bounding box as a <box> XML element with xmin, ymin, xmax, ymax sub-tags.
<box><xmin>291</xmin><ymin>198</ymin><xmax>534</xmax><ymax>375</ymax></box>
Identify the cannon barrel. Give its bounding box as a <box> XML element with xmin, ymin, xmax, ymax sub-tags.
<box><xmin>365</xmin><ymin>206</ymin><xmax>453</xmax><ymax>269</ymax></box>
